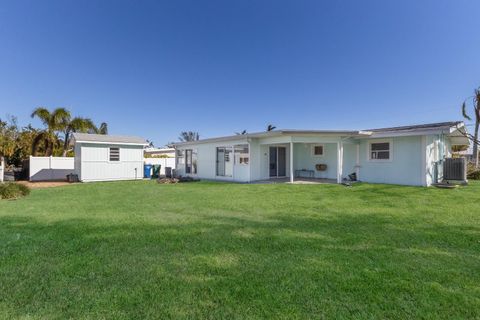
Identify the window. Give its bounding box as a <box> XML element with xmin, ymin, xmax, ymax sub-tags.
<box><xmin>312</xmin><ymin>145</ymin><xmax>324</xmax><ymax>156</ymax></box>
<box><xmin>216</xmin><ymin>147</ymin><xmax>233</xmax><ymax>176</ymax></box>
<box><xmin>185</xmin><ymin>149</ymin><xmax>197</xmax><ymax>174</ymax></box>
<box><xmin>176</xmin><ymin>150</ymin><xmax>185</xmax><ymax>165</ymax></box>
<box><xmin>109</xmin><ymin>147</ymin><xmax>120</xmax><ymax>161</ymax></box>
<box><xmin>234</xmin><ymin>144</ymin><xmax>249</xmax><ymax>165</ymax></box>
<box><xmin>369</xmin><ymin>141</ymin><xmax>391</xmax><ymax>161</ymax></box>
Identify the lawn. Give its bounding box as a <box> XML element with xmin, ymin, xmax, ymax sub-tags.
<box><xmin>0</xmin><ymin>181</ymin><xmax>479</xmax><ymax>319</ymax></box>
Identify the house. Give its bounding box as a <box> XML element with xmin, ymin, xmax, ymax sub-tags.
<box><xmin>172</xmin><ymin>121</ymin><xmax>469</xmax><ymax>186</ymax></box>
<box><xmin>144</xmin><ymin>147</ymin><xmax>176</xmax><ymax>158</ymax></box>
<box><xmin>72</xmin><ymin>133</ymin><xmax>148</xmax><ymax>182</ymax></box>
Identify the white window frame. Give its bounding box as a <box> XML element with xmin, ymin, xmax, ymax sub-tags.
<box><xmin>311</xmin><ymin>144</ymin><xmax>325</xmax><ymax>157</ymax></box>
<box><xmin>109</xmin><ymin>147</ymin><xmax>120</xmax><ymax>162</ymax></box>
<box><xmin>234</xmin><ymin>144</ymin><xmax>250</xmax><ymax>166</ymax></box>
<box><xmin>367</xmin><ymin>139</ymin><xmax>393</xmax><ymax>162</ymax></box>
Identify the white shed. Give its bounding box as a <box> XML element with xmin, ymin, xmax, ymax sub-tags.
<box><xmin>72</xmin><ymin>133</ymin><xmax>148</xmax><ymax>182</ymax></box>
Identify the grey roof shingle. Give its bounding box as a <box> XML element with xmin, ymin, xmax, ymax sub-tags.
<box><xmin>72</xmin><ymin>133</ymin><xmax>147</xmax><ymax>145</ymax></box>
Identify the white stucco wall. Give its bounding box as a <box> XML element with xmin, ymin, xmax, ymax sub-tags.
<box><xmin>176</xmin><ymin>138</ymin><xmax>250</xmax><ymax>182</ymax></box>
<box><xmin>77</xmin><ymin>143</ymin><xmax>144</xmax><ymax>182</ymax></box>
<box><xmin>356</xmin><ymin>136</ymin><xmax>424</xmax><ymax>186</ymax></box>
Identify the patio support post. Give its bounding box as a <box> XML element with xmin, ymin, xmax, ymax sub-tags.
<box><xmin>290</xmin><ymin>141</ymin><xmax>294</xmax><ymax>183</ymax></box>
<box><xmin>337</xmin><ymin>141</ymin><xmax>343</xmax><ymax>183</ymax></box>
<box><xmin>355</xmin><ymin>143</ymin><xmax>360</xmax><ymax>179</ymax></box>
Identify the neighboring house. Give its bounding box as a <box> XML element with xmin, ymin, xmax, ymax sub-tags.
<box><xmin>72</xmin><ymin>133</ymin><xmax>148</xmax><ymax>182</ymax></box>
<box><xmin>143</xmin><ymin>147</ymin><xmax>176</xmax><ymax>176</ymax></box>
<box><xmin>144</xmin><ymin>147</ymin><xmax>176</xmax><ymax>158</ymax></box>
<box><xmin>173</xmin><ymin>121</ymin><xmax>469</xmax><ymax>186</ymax></box>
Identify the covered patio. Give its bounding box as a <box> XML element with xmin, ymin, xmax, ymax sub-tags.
<box><xmin>254</xmin><ymin>132</ymin><xmax>362</xmax><ymax>184</ymax></box>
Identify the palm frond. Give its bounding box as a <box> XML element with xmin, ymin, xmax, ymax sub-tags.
<box><xmin>30</xmin><ymin>107</ymin><xmax>51</xmax><ymax>126</ymax></box>
<box><xmin>462</xmin><ymin>102</ymin><xmax>472</xmax><ymax>121</ymax></box>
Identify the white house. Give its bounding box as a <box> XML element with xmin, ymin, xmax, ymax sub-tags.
<box><xmin>72</xmin><ymin>133</ymin><xmax>148</xmax><ymax>182</ymax></box>
<box><xmin>144</xmin><ymin>147</ymin><xmax>176</xmax><ymax>158</ymax></box>
<box><xmin>173</xmin><ymin>122</ymin><xmax>469</xmax><ymax>186</ymax></box>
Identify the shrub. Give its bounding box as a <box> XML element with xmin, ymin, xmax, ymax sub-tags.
<box><xmin>0</xmin><ymin>183</ymin><xmax>30</xmax><ymax>200</ymax></box>
<box><xmin>468</xmin><ymin>170</ymin><xmax>480</xmax><ymax>180</ymax></box>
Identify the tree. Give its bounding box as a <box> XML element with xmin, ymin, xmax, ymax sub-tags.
<box><xmin>62</xmin><ymin>117</ymin><xmax>96</xmax><ymax>156</ymax></box>
<box><xmin>266</xmin><ymin>124</ymin><xmax>276</xmax><ymax>131</ymax></box>
<box><xmin>30</xmin><ymin>107</ymin><xmax>70</xmax><ymax>156</ymax></box>
<box><xmin>235</xmin><ymin>130</ymin><xmax>247</xmax><ymax>135</ymax></box>
<box><xmin>0</xmin><ymin>116</ymin><xmax>19</xmax><ymax>162</ymax></box>
<box><xmin>178</xmin><ymin>131</ymin><xmax>200</xmax><ymax>142</ymax></box>
<box><xmin>461</xmin><ymin>88</ymin><xmax>480</xmax><ymax>167</ymax></box>
<box><xmin>90</xmin><ymin>122</ymin><xmax>108</xmax><ymax>135</ymax></box>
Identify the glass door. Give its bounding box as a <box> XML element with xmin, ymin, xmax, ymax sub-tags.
<box><xmin>269</xmin><ymin>146</ymin><xmax>286</xmax><ymax>177</ymax></box>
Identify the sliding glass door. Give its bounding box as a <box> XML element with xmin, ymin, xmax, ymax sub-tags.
<box><xmin>269</xmin><ymin>146</ymin><xmax>286</xmax><ymax>177</ymax></box>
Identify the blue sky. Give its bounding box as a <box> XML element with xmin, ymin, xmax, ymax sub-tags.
<box><xmin>0</xmin><ymin>0</ymin><xmax>479</xmax><ymax>146</ymax></box>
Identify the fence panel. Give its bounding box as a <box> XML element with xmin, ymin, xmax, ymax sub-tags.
<box><xmin>143</xmin><ymin>158</ymin><xmax>176</xmax><ymax>175</ymax></box>
<box><xmin>29</xmin><ymin>156</ymin><xmax>75</xmax><ymax>181</ymax></box>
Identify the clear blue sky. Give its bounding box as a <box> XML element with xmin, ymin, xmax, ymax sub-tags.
<box><xmin>0</xmin><ymin>0</ymin><xmax>479</xmax><ymax>146</ymax></box>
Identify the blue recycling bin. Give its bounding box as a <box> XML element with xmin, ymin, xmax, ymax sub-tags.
<box><xmin>144</xmin><ymin>164</ymin><xmax>152</xmax><ymax>178</ymax></box>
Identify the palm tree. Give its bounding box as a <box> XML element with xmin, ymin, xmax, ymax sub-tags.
<box><xmin>266</xmin><ymin>124</ymin><xmax>276</xmax><ymax>131</ymax></box>
<box><xmin>62</xmin><ymin>117</ymin><xmax>96</xmax><ymax>156</ymax></box>
<box><xmin>178</xmin><ymin>131</ymin><xmax>200</xmax><ymax>142</ymax></box>
<box><xmin>87</xmin><ymin>122</ymin><xmax>108</xmax><ymax>135</ymax></box>
<box><xmin>461</xmin><ymin>88</ymin><xmax>480</xmax><ymax>167</ymax></box>
<box><xmin>235</xmin><ymin>130</ymin><xmax>247</xmax><ymax>135</ymax></box>
<box><xmin>31</xmin><ymin>107</ymin><xmax>70</xmax><ymax>156</ymax></box>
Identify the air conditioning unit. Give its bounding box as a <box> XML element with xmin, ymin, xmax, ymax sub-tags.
<box><xmin>443</xmin><ymin>158</ymin><xmax>467</xmax><ymax>182</ymax></box>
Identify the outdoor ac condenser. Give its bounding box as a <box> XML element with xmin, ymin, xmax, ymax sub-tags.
<box><xmin>443</xmin><ymin>158</ymin><xmax>467</xmax><ymax>182</ymax></box>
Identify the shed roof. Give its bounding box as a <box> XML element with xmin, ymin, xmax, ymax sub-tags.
<box><xmin>72</xmin><ymin>133</ymin><xmax>148</xmax><ymax>145</ymax></box>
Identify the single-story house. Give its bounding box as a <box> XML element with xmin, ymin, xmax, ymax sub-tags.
<box><xmin>72</xmin><ymin>133</ymin><xmax>148</xmax><ymax>182</ymax></box>
<box><xmin>172</xmin><ymin>121</ymin><xmax>469</xmax><ymax>186</ymax></box>
<box><xmin>144</xmin><ymin>147</ymin><xmax>176</xmax><ymax>158</ymax></box>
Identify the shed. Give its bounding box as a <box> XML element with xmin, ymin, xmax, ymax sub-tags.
<box><xmin>72</xmin><ymin>133</ymin><xmax>148</xmax><ymax>182</ymax></box>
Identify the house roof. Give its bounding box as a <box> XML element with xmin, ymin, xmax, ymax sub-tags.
<box><xmin>366</xmin><ymin>121</ymin><xmax>463</xmax><ymax>134</ymax></box>
<box><xmin>72</xmin><ymin>133</ymin><xmax>148</xmax><ymax>146</ymax></box>
<box><xmin>173</xmin><ymin>130</ymin><xmax>367</xmax><ymax>146</ymax></box>
<box><xmin>173</xmin><ymin>121</ymin><xmax>469</xmax><ymax>147</ymax></box>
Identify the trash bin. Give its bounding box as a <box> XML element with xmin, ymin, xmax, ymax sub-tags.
<box><xmin>144</xmin><ymin>164</ymin><xmax>152</xmax><ymax>178</ymax></box>
<box><xmin>165</xmin><ymin>167</ymin><xmax>172</xmax><ymax>178</ymax></box>
<box><xmin>152</xmin><ymin>165</ymin><xmax>161</xmax><ymax>179</ymax></box>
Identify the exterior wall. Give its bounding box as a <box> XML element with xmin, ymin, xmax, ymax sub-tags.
<box><xmin>357</xmin><ymin>136</ymin><xmax>424</xmax><ymax>186</ymax></box>
<box><xmin>78</xmin><ymin>143</ymin><xmax>144</xmax><ymax>182</ymax></box>
<box><xmin>425</xmin><ymin>134</ymin><xmax>453</xmax><ymax>185</ymax></box>
<box><xmin>74</xmin><ymin>143</ymin><xmax>81</xmax><ymax>178</ymax></box>
<box><xmin>342</xmin><ymin>143</ymin><xmax>358</xmax><ymax>179</ymax></box>
<box><xmin>175</xmin><ymin>138</ymin><xmax>250</xmax><ymax>182</ymax></box>
<box><xmin>257</xmin><ymin>143</ymin><xmax>291</xmax><ymax>180</ymax></box>
<box><xmin>292</xmin><ymin>143</ymin><xmax>338</xmax><ymax>179</ymax></box>
<box><xmin>29</xmin><ymin>156</ymin><xmax>75</xmax><ymax>181</ymax></box>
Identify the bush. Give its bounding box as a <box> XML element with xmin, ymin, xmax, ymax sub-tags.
<box><xmin>468</xmin><ymin>170</ymin><xmax>480</xmax><ymax>180</ymax></box>
<box><xmin>0</xmin><ymin>183</ymin><xmax>30</xmax><ymax>200</ymax></box>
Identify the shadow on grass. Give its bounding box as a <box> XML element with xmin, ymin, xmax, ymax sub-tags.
<box><xmin>0</xmin><ymin>213</ymin><xmax>479</xmax><ymax>319</ymax></box>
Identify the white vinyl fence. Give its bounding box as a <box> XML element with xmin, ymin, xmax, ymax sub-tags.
<box><xmin>143</xmin><ymin>157</ymin><xmax>176</xmax><ymax>175</ymax></box>
<box><xmin>29</xmin><ymin>156</ymin><xmax>75</xmax><ymax>181</ymax></box>
<box><xmin>0</xmin><ymin>157</ymin><xmax>4</xmax><ymax>182</ymax></box>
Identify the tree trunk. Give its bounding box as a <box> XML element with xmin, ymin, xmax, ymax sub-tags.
<box><xmin>62</xmin><ymin>131</ymin><xmax>70</xmax><ymax>157</ymax></box>
<box><xmin>475</xmin><ymin>120</ymin><xmax>480</xmax><ymax>168</ymax></box>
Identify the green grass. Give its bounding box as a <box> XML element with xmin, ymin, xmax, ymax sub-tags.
<box><xmin>0</xmin><ymin>181</ymin><xmax>479</xmax><ymax>319</ymax></box>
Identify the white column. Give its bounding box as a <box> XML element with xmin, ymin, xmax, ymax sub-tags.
<box><xmin>290</xmin><ymin>141</ymin><xmax>294</xmax><ymax>183</ymax></box>
<box><xmin>337</xmin><ymin>141</ymin><xmax>343</xmax><ymax>183</ymax></box>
